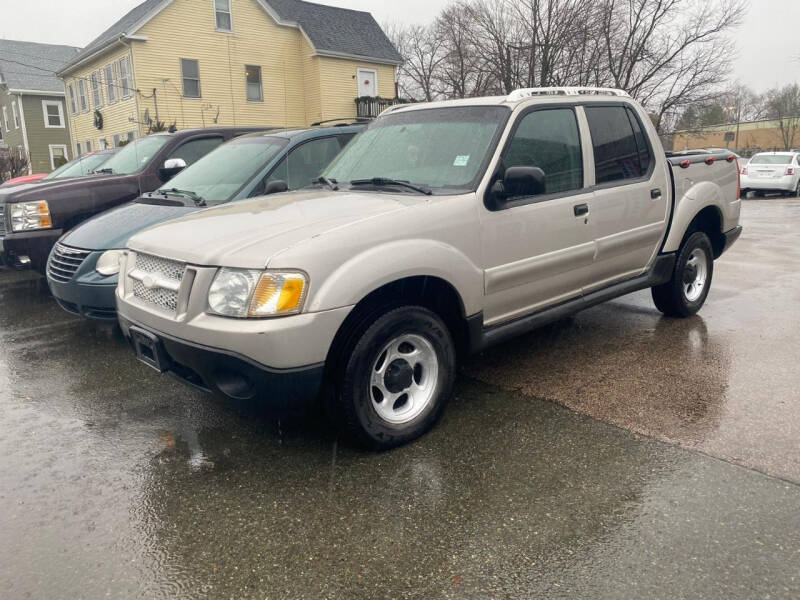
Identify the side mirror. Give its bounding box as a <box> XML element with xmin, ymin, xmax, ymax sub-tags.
<box><xmin>503</xmin><ymin>166</ymin><xmax>546</xmax><ymax>197</ymax></box>
<box><xmin>159</xmin><ymin>157</ymin><xmax>187</xmax><ymax>181</ymax></box>
<box><xmin>264</xmin><ymin>179</ymin><xmax>288</xmax><ymax>195</ymax></box>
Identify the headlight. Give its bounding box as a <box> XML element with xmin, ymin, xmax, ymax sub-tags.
<box><xmin>95</xmin><ymin>249</ymin><xmax>124</xmax><ymax>276</ymax></box>
<box><xmin>207</xmin><ymin>268</ymin><xmax>307</xmax><ymax>318</ymax></box>
<box><xmin>10</xmin><ymin>201</ymin><xmax>52</xmax><ymax>232</ymax></box>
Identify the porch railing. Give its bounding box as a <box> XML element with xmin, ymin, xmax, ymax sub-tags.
<box><xmin>355</xmin><ymin>96</ymin><xmax>403</xmax><ymax>118</ymax></box>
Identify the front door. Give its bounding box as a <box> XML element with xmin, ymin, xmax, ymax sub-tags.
<box><xmin>480</xmin><ymin>106</ymin><xmax>595</xmax><ymax>326</ymax></box>
<box><xmin>581</xmin><ymin>104</ymin><xmax>670</xmax><ymax>290</ymax></box>
<box><xmin>357</xmin><ymin>68</ymin><xmax>377</xmax><ymax>97</ymax></box>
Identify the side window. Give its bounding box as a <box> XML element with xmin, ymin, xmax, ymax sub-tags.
<box><xmin>269</xmin><ymin>137</ymin><xmax>345</xmax><ymax>189</ymax></box>
<box><xmin>168</xmin><ymin>137</ymin><xmax>223</xmax><ymax>166</ymax></box>
<box><xmin>625</xmin><ymin>107</ymin><xmax>653</xmax><ymax>176</ymax></box>
<box><xmin>503</xmin><ymin>108</ymin><xmax>583</xmax><ymax>196</ymax></box>
<box><xmin>585</xmin><ymin>105</ymin><xmax>646</xmax><ymax>184</ymax></box>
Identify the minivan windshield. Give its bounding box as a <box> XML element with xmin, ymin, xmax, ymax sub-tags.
<box><xmin>94</xmin><ymin>136</ymin><xmax>170</xmax><ymax>175</ymax></box>
<box><xmin>42</xmin><ymin>152</ymin><xmax>113</xmax><ymax>180</ymax></box>
<box><xmin>153</xmin><ymin>136</ymin><xmax>288</xmax><ymax>205</ymax></box>
<box><xmin>750</xmin><ymin>154</ymin><xmax>793</xmax><ymax>165</ymax></box>
<box><xmin>323</xmin><ymin>106</ymin><xmax>510</xmax><ymax>193</ymax></box>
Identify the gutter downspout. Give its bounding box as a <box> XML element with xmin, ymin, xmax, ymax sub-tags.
<box><xmin>16</xmin><ymin>93</ymin><xmax>31</xmax><ymax>174</ymax></box>
<box><xmin>120</xmin><ymin>38</ymin><xmax>142</xmax><ymax>139</ymax></box>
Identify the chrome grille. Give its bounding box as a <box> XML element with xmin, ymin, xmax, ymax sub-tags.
<box><xmin>47</xmin><ymin>244</ymin><xmax>92</xmax><ymax>283</ymax></box>
<box><xmin>129</xmin><ymin>253</ymin><xmax>185</xmax><ymax>312</ymax></box>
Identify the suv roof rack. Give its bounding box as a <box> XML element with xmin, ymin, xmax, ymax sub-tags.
<box><xmin>506</xmin><ymin>87</ymin><xmax>630</xmax><ymax>102</ymax></box>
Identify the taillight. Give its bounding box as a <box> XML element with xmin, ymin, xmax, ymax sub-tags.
<box><xmin>787</xmin><ymin>167</ymin><xmax>795</xmax><ymax>176</ymax></box>
<box><xmin>680</xmin><ymin>159</ymin><xmax>691</xmax><ymax>169</ymax></box>
<box><xmin>705</xmin><ymin>157</ymin><xmax>716</xmax><ymax>165</ymax></box>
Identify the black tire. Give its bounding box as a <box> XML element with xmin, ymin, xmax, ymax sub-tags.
<box><xmin>332</xmin><ymin>305</ymin><xmax>456</xmax><ymax>449</ymax></box>
<box><xmin>651</xmin><ymin>231</ymin><xmax>714</xmax><ymax>318</ymax></box>
<box><xmin>795</xmin><ymin>182</ymin><xmax>800</xmax><ymax>198</ymax></box>
<box><xmin>754</xmin><ymin>190</ymin><xmax>765</xmax><ymax>198</ymax></box>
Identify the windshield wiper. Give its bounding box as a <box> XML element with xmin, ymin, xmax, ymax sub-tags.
<box><xmin>312</xmin><ymin>176</ymin><xmax>339</xmax><ymax>191</ymax></box>
<box><xmin>93</xmin><ymin>167</ymin><xmax>114</xmax><ymax>174</ymax></box>
<box><xmin>164</xmin><ymin>188</ymin><xmax>206</xmax><ymax>206</ymax></box>
<box><xmin>349</xmin><ymin>177</ymin><xmax>432</xmax><ymax>195</ymax></box>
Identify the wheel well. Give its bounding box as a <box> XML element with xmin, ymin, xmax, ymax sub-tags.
<box><xmin>686</xmin><ymin>206</ymin><xmax>725</xmax><ymax>258</ymax></box>
<box><xmin>326</xmin><ymin>276</ymin><xmax>471</xmax><ymax>372</ymax></box>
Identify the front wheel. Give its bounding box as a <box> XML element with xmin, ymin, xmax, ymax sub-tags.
<box><xmin>333</xmin><ymin>306</ymin><xmax>456</xmax><ymax>449</ymax></box>
<box><xmin>651</xmin><ymin>231</ymin><xmax>714</xmax><ymax>317</ymax></box>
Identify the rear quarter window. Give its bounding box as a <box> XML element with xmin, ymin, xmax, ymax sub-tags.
<box><xmin>585</xmin><ymin>105</ymin><xmax>650</xmax><ymax>184</ymax></box>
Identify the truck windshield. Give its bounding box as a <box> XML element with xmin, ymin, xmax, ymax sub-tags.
<box><xmin>749</xmin><ymin>154</ymin><xmax>793</xmax><ymax>165</ymax></box>
<box><xmin>154</xmin><ymin>136</ymin><xmax>288</xmax><ymax>205</ymax></box>
<box><xmin>323</xmin><ymin>106</ymin><xmax>510</xmax><ymax>193</ymax></box>
<box><xmin>42</xmin><ymin>152</ymin><xmax>112</xmax><ymax>180</ymax></box>
<box><xmin>93</xmin><ymin>136</ymin><xmax>170</xmax><ymax>175</ymax></box>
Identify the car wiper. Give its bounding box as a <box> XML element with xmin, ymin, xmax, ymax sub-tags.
<box><xmin>93</xmin><ymin>167</ymin><xmax>114</xmax><ymax>174</ymax></box>
<box><xmin>349</xmin><ymin>177</ymin><xmax>432</xmax><ymax>195</ymax></box>
<box><xmin>164</xmin><ymin>188</ymin><xmax>206</xmax><ymax>206</ymax></box>
<box><xmin>312</xmin><ymin>176</ymin><xmax>339</xmax><ymax>191</ymax></box>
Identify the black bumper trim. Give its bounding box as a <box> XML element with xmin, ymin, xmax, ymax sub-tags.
<box><xmin>721</xmin><ymin>225</ymin><xmax>742</xmax><ymax>255</ymax></box>
<box><xmin>120</xmin><ymin>316</ymin><xmax>325</xmax><ymax>413</ymax></box>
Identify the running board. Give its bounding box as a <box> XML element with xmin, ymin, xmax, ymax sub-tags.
<box><xmin>469</xmin><ymin>253</ymin><xmax>676</xmax><ymax>353</ymax></box>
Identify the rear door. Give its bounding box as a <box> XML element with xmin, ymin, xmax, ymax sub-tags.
<box><xmin>480</xmin><ymin>106</ymin><xmax>595</xmax><ymax>325</ymax></box>
<box><xmin>581</xmin><ymin>104</ymin><xmax>669</xmax><ymax>291</ymax></box>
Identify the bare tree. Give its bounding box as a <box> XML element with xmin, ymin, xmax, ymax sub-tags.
<box><xmin>0</xmin><ymin>150</ymin><xmax>29</xmax><ymax>183</ymax></box>
<box><xmin>387</xmin><ymin>22</ymin><xmax>446</xmax><ymax>101</ymax></box>
<box><xmin>765</xmin><ymin>84</ymin><xmax>800</xmax><ymax>150</ymax></box>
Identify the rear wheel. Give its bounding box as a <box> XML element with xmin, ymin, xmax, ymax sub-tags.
<box><xmin>651</xmin><ymin>231</ymin><xmax>714</xmax><ymax>317</ymax></box>
<box><xmin>332</xmin><ymin>306</ymin><xmax>456</xmax><ymax>449</ymax></box>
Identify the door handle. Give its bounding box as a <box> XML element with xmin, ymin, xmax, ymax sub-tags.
<box><xmin>650</xmin><ymin>188</ymin><xmax>662</xmax><ymax>199</ymax></box>
<box><xmin>573</xmin><ymin>203</ymin><xmax>589</xmax><ymax>217</ymax></box>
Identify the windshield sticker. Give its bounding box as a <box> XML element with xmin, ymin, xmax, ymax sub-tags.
<box><xmin>453</xmin><ymin>155</ymin><xmax>470</xmax><ymax>167</ymax></box>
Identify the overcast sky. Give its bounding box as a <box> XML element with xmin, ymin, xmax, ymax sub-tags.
<box><xmin>0</xmin><ymin>0</ymin><xmax>796</xmax><ymax>93</ymax></box>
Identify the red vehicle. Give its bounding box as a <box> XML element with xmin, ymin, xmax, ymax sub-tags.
<box><xmin>0</xmin><ymin>173</ymin><xmax>47</xmax><ymax>187</ymax></box>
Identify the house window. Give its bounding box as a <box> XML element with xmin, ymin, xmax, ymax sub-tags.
<box><xmin>245</xmin><ymin>65</ymin><xmax>262</xmax><ymax>102</ymax></box>
<box><xmin>42</xmin><ymin>100</ymin><xmax>65</xmax><ymax>128</ymax></box>
<box><xmin>181</xmin><ymin>59</ymin><xmax>201</xmax><ymax>98</ymax></box>
<box><xmin>118</xmin><ymin>56</ymin><xmax>132</xmax><ymax>98</ymax></box>
<box><xmin>127</xmin><ymin>131</ymin><xmax>136</xmax><ymax>142</ymax></box>
<box><xmin>78</xmin><ymin>79</ymin><xmax>88</xmax><ymax>112</ymax></box>
<box><xmin>98</xmin><ymin>138</ymin><xmax>108</xmax><ymax>150</ymax></box>
<box><xmin>215</xmin><ymin>0</ymin><xmax>232</xmax><ymax>31</ymax></box>
<box><xmin>11</xmin><ymin>101</ymin><xmax>19</xmax><ymax>128</ymax></box>
<box><xmin>105</xmin><ymin>64</ymin><xmax>117</xmax><ymax>104</ymax></box>
<box><xmin>67</xmin><ymin>83</ymin><xmax>78</xmax><ymax>115</ymax></box>
<box><xmin>49</xmin><ymin>144</ymin><xmax>68</xmax><ymax>170</ymax></box>
<box><xmin>76</xmin><ymin>141</ymin><xmax>83</xmax><ymax>156</ymax></box>
<box><xmin>86</xmin><ymin>140</ymin><xmax>93</xmax><ymax>153</ymax></box>
<box><xmin>2</xmin><ymin>106</ymin><xmax>8</xmax><ymax>132</ymax></box>
<box><xmin>112</xmin><ymin>134</ymin><xmax>121</xmax><ymax>147</ymax></box>
<box><xmin>90</xmin><ymin>71</ymin><xmax>103</xmax><ymax>108</ymax></box>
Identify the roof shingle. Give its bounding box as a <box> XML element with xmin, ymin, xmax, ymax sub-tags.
<box><xmin>0</xmin><ymin>39</ymin><xmax>80</xmax><ymax>92</ymax></box>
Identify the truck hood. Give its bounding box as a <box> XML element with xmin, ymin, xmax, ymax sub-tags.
<box><xmin>0</xmin><ymin>173</ymin><xmax>131</xmax><ymax>204</ymax></box>
<box><xmin>127</xmin><ymin>189</ymin><xmax>420</xmax><ymax>268</ymax></box>
<box><xmin>61</xmin><ymin>201</ymin><xmax>198</xmax><ymax>251</ymax></box>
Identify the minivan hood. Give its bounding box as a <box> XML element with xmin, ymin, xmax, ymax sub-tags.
<box><xmin>61</xmin><ymin>201</ymin><xmax>198</xmax><ymax>251</ymax></box>
<box><xmin>127</xmin><ymin>189</ymin><xmax>419</xmax><ymax>268</ymax></box>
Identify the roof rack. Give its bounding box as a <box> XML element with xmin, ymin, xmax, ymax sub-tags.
<box><xmin>506</xmin><ymin>87</ymin><xmax>630</xmax><ymax>102</ymax></box>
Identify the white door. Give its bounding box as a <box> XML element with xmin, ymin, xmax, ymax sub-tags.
<box><xmin>357</xmin><ymin>68</ymin><xmax>377</xmax><ymax>97</ymax></box>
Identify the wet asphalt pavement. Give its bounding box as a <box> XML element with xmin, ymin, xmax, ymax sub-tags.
<box><xmin>2</xmin><ymin>198</ymin><xmax>800</xmax><ymax>599</ymax></box>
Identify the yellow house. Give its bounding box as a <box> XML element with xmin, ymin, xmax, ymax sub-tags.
<box><xmin>57</xmin><ymin>0</ymin><xmax>401</xmax><ymax>155</ymax></box>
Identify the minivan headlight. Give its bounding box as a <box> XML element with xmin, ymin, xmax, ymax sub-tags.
<box><xmin>10</xmin><ymin>201</ymin><xmax>51</xmax><ymax>231</ymax></box>
<box><xmin>96</xmin><ymin>249</ymin><xmax>125</xmax><ymax>276</ymax></box>
<box><xmin>207</xmin><ymin>268</ymin><xmax>307</xmax><ymax>318</ymax></box>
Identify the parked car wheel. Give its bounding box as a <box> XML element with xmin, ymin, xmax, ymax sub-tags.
<box><xmin>795</xmin><ymin>181</ymin><xmax>800</xmax><ymax>197</ymax></box>
<box><xmin>651</xmin><ymin>231</ymin><xmax>714</xmax><ymax>318</ymax></box>
<box><xmin>333</xmin><ymin>306</ymin><xmax>456</xmax><ymax>449</ymax></box>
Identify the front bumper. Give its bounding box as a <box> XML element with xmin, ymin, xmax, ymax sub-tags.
<box><xmin>46</xmin><ymin>247</ymin><xmax>118</xmax><ymax>320</ymax></box>
<box><xmin>119</xmin><ymin>315</ymin><xmax>325</xmax><ymax>413</ymax></box>
<box><xmin>0</xmin><ymin>228</ymin><xmax>63</xmax><ymax>271</ymax></box>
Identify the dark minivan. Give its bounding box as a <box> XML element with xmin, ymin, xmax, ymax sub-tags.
<box><xmin>47</xmin><ymin>125</ymin><xmax>363</xmax><ymax>320</ymax></box>
<box><xmin>0</xmin><ymin>127</ymin><xmax>266</xmax><ymax>271</ymax></box>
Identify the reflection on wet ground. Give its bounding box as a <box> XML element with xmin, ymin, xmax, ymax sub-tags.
<box><xmin>1</xmin><ymin>199</ymin><xmax>799</xmax><ymax>598</ymax></box>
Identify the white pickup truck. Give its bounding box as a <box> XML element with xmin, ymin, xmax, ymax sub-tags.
<box><xmin>115</xmin><ymin>87</ymin><xmax>742</xmax><ymax>448</ymax></box>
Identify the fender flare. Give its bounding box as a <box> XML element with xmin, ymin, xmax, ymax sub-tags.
<box><xmin>662</xmin><ymin>181</ymin><xmax>724</xmax><ymax>253</ymax></box>
<box><xmin>307</xmin><ymin>238</ymin><xmax>484</xmax><ymax>316</ymax></box>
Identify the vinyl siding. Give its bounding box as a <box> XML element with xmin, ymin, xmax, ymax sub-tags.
<box><xmin>0</xmin><ymin>88</ymin><xmax>24</xmax><ymax>151</ymax></box>
<box><xmin>301</xmin><ymin>37</ymin><xmax>321</xmax><ymax>125</ymax></box>
<box><xmin>134</xmin><ymin>0</ymin><xmax>307</xmax><ymax>130</ymax></box>
<box><xmin>318</xmin><ymin>57</ymin><xmax>395</xmax><ymax>122</ymax></box>
<box><xmin>20</xmin><ymin>94</ymin><xmax>72</xmax><ymax>173</ymax></box>
<box><xmin>62</xmin><ymin>44</ymin><xmax>139</xmax><ymax>155</ymax></box>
